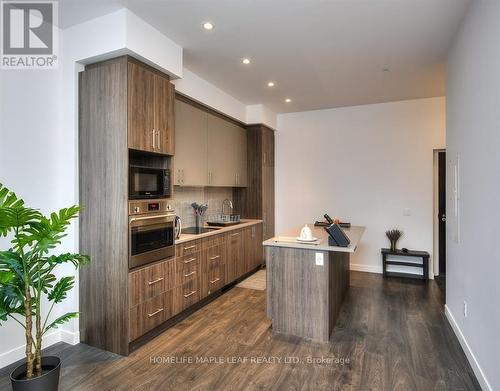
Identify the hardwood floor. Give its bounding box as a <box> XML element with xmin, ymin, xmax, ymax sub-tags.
<box><xmin>0</xmin><ymin>272</ymin><xmax>480</xmax><ymax>390</ymax></box>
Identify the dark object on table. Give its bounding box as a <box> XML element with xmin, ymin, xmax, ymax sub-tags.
<box><xmin>324</xmin><ymin>224</ymin><xmax>351</xmax><ymax>247</ymax></box>
<box><xmin>315</xmin><ymin>221</ymin><xmax>351</xmax><ymax>228</ymax></box>
<box><xmin>402</xmin><ymin>247</ymin><xmax>409</xmax><ymax>253</ymax></box>
<box><xmin>381</xmin><ymin>248</ymin><xmax>430</xmax><ymax>281</ymax></box>
<box><xmin>385</xmin><ymin>229</ymin><xmax>403</xmax><ymax>251</ymax></box>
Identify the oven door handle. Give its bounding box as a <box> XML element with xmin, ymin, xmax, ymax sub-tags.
<box><xmin>130</xmin><ymin>214</ymin><xmax>174</xmax><ymax>223</ymax></box>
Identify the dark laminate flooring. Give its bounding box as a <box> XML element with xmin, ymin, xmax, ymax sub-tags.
<box><xmin>0</xmin><ymin>272</ymin><xmax>480</xmax><ymax>390</ymax></box>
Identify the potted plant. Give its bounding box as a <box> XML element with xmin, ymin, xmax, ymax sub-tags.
<box><xmin>0</xmin><ymin>183</ymin><xmax>89</xmax><ymax>391</ymax></box>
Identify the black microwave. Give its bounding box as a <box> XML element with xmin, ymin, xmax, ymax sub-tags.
<box><xmin>129</xmin><ymin>166</ymin><xmax>171</xmax><ymax>199</ymax></box>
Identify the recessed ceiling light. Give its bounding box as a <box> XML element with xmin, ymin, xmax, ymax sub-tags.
<box><xmin>242</xmin><ymin>58</ymin><xmax>251</xmax><ymax>65</ymax></box>
<box><xmin>203</xmin><ymin>22</ymin><xmax>214</xmax><ymax>30</ymax></box>
<box><xmin>267</xmin><ymin>81</ymin><xmax>275</xmax><ymax>87</ymax></box>
<box><xmin>285</xmin><ymin>98</ymin><xmax>292</xmax><ymax>103</ymax></box>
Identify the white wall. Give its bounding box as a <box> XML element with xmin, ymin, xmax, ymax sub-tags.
<box><xmin>276</xmin><ymin>97</ymin><xmax>445</xmax><ymax>274</ymax></box>
<box><xmin>0</xmin><ymin>45</ymin><xmax>73</xmax><ymax>367</ymax></box>
<box><xmin>445</xmin><ymin>1</ymin><xmax>499</xmax><ymax>389</ymax></box>
<box><xmin>173</xmin><ymin>68</ymin><xmax>247</xmax><ymax>123</ymax></box>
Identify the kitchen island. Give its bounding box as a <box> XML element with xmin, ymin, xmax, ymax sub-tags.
<box><xmin>263</xmin><ymin>225</ymin><xmax>365</xmax><ymax>343</ymax></box>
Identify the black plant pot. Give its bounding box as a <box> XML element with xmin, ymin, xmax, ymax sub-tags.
<box><xmin>10</xmin><ymin>356</ymin><xmax>61</xmax><ymax>391</ymax></box>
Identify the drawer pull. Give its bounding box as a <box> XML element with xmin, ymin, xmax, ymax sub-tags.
<box><xmin>184</xmin><ymin>290</ymin><xmax>197</xmax><ymax>298</ymax></box>
<box><xmin>183</xmin><ymin>257</ymin><xmax>196</xmax><ymax>264</ymax></box>
<box><xmin>148</xmin><ymin>308</ymin><xmax>164</xmax><ymax>318</ymax></box>
<box><xmin>184</xmin><ymin>245</ymin><xmax>196</xmax><ymax>250</ymax></box>
<box><xmin>184</xmin><ymin>271</ymin><xmax>196</xmax><ymax>277</ymax></box>
<box><xmin>209</xmin><ymin>255</ymin><xmax>220</xmax><ymax>261</ymax></box>
<box><xmin>147</xmin><ymin>277</ymin><xmax>164</xmax><ymax>286</ymax></box>
<box><xmin>231</xmin><ymin>232</ymin><xmax>240</xmax><ymax>237</ymax></box>
<box><xmin>209</xmin><ymin>277</ymin><xmax>220</xmax><ymax>284</ymax></box>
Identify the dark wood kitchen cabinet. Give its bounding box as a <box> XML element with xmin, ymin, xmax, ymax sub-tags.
<box><xmin>225</xmin><ymin>229</ymin><xmax>244</xmax><ymax>283</ymax></box>
<box><xmin>244</xmin><ymin>224</ymin><xmax>264</xmax><ymax>273</ymax></box>
<box><xmin>128</xmin><ymin>59</ymin><xmax>175</xmax><ymax>155</ymax></box>
<box><xmin>200</xmin><ymin>234</ymin><xmax>226</xmax><ymax>299</ymax></box>
<box><xmin>234</xmin><ymin>124</ymin><xmax>275</xmax><ymax>240</ymax></box>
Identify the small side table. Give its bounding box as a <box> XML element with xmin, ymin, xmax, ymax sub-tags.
<box><xmin>381</xmin><ymin>248</ymin><xmax>430</xmax><ymax>281</ymax></box>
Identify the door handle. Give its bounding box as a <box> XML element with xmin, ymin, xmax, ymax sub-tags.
<box><xmin>148</xmin><ymin>308</ymin><xmax>164</xmax><ymax>318</ymax></box>
<box><xmin>147</xmin><ymin>277</ymin><xmax>164</xmax><ymax>286</ymax></box>
<box><xmin>441</xmin><ymin>214</ymin><xmax>446</xmax><ymax>222</ymax></box>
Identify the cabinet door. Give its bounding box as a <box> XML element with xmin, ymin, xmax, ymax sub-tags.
<box><xmin>226</xmin><ymin>230</ymin><xmax>243</xmax><ymax>283</ymax></box>
<box><xmin>128</xmin><ymin>61</ymin><xmax>155</xmax><ymax>152</ymax></box>
<box><xmin>234</xmin><ymin>125</ymin><xmax>248</xmax><ymax>187</ymax></box>
<box><xmin>262</xmin><ymin>128</ymin><xmax>275</xmax><ymax>239</ymax></box>
<box><xmin>174</xmin><ymin>100</ymin><xmax>208</xmax><ymax>186</ymax></box>
<box><xmin>201</xmin><ymin>244</ymin><xmax>225</xmax><ymax>298</ymax></box>
<box><xmin>155</xmin><ymin>75</ymin><xmax>175</xmax><ymax>155</ymax></box>
<box><xmin>207</xmin><ymin>114</ymin><xmax>237</xmax><ymax>186</ymax></box>
<box><xmin>253</xmin><ymin>224</ymin><xmax>263</xmax><ymax>269</ymax></box>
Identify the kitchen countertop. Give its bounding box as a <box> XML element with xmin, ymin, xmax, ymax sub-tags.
<box><xmin>263</xmin><ymin>225</ymin><xmax>365</xmax><ymax>253</ymax></box>
<box><xmin>175</xmin><ymin>219</ymin><xmax>263</xmax><ymax>244</ymax></box>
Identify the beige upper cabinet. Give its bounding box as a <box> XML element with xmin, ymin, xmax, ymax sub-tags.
<box><xmin>174</xmin><ymin>100</ymin><xmax>208</xmax><ymax>186</ymax></box>
<box><xmin>175</xmin><ymin>100</ymin><xmax>247</xmax><ymax>187</ymax></box>
<box><xmin>207</xmin><ymin>114</ymin><xmax>237</xmax><ymax>186</ymax></box>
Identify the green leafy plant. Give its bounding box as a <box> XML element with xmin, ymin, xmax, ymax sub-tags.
<box><xmin>0</xmin><ymin>183</ymin><xmax>89</xmax><ymax>379</ymax></box>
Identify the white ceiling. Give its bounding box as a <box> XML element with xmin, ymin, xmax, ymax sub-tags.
<box><xmin>59</xmin><ymin>0</ymin><xmax>471</xmax><ymax>113</ymax></box>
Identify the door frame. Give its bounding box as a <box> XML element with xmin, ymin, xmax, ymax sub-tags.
<box><xmin>433</xmin><ymin>149</ymin><xmax>446</xmax><ymax>277</ymax></box>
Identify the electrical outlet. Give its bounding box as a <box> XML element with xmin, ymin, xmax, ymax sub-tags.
<box><xmin>463</xmin><ymin>300</ymin><xmax>468</xmax><ymax>317</ymax></box>
<box><xmin>315</xmin><ymin>253</ymin><xmax>324</xmax><ymax>266</ymax></box>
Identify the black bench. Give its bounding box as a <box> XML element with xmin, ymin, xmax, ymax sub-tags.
<box><xmin>381</xmin><ymin>248</ymin><xmax>430</xmax><ymax>281</ymax></box>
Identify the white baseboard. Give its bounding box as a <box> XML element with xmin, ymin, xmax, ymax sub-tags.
<box><xmin>0</xmin><ymin>328</ymin><xmax>79</xmax><ymax>370</ymax></box>
<box><xmin>60</xmin><ymin>329</ymin><xmax>80</xmax><ymax>345</ymax></box>
<box><xmin>445</xmin><ymin>305</ymin><xmax>492</xmax><ymax>391</ymax></box>
<box><xmin>350</xmin><ymin>263</ymin><xmax>382</xmax><ymax>274</ymax></box>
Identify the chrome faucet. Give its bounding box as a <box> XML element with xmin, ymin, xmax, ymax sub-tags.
<box><xmin>222</xmin><ymin>199</ymin><xmax>233</xmax><ymax>216</ymax></box>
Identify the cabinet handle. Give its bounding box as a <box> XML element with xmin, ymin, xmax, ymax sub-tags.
<box><xmin>183</xmin><ymin>257</ymin><xmax>197</xmax><ymax>264</ymax></box>
<box><xmin>157</xmin><ymin>130</ymin><xmax>161</xmax><ymax>150</ymax></box>
<box><xmin>152</xmin><ymin>129</ymin><xmax>156</xmax><ymax>149</ymax></box>
<box><xmin>181</xmin><ymin>169</ymin><xmax>185</xmax><ymax>184</ymax></box>
<box><xmin>210</xmin><ymin>277</ymin><xmax>220</xmax><ymax>284</ymax></box>
<box><xmin>184</xmin><ymin>290</ymin><xmax>197</xmax><ymax>298</ymax></box>
<box><xmin>209</xmin><ymin>255</ymin><xmax>220</xmax><ymax>261</ymax></box>
<box><xmin>148</xmin><ymin>308</ymin><xmax>164</xmax><ymax>318</ymax></box>
<box><xmin>184</xmin><ymin>271</ymin><xmax>196</xmax><ymax>277</ymax></box>
<box><xmin>147</xmin><ymin>277</ymin><xmax>164</xmax><ymax>286</ymax></box>
<box><xmin>184</xmin><ymin>245</ymin><xmax>196</xmax><ymax>251</ymax></box>
<box><xmin>231</xmin><ymin>232</ymin><xmax>240</xmax><ymax>237</ymax></box>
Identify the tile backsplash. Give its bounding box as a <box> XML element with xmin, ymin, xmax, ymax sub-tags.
<box><xmin>171</xmin><ymin>187</ymin><xmax>233</xmax><ymax>227</ymax></box>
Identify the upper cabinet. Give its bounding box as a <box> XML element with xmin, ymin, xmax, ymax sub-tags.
<box><xmin>174</xmin><ymin>100</ymin><xmax>208</xmax><ymax>186</ymax></box>
<box><xmin>128</xmin><ymin>60</ymin><xmax>175</xmax><ymax>155</ymax></box>
<box><xmin>175</xmin><ymin>99</ymin><xmax>247</xmax><ymax>188</ymax></box>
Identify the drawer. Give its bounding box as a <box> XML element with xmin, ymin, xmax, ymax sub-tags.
<box><xmin>202</xmin><ymin>233</ymin><xmax>225</xmax><ymax>249</ymax></box>
<box><xmin>129</xmin><ymin>258</ymin><xmax>175</xmax><ymax>308</ymax></box>
<box><xmin>176</xmin><ymin>240</ymin><xmax>202</xmax><ymax>257</ymax></box>
<box><xmin>207</xmin><ymin>259</ymin><xmax>225</xmax><ymax>295</ymax></box>
<box><xmin>174</xmin><ymin>279</ymin><xmax>200</xmax><ymax>313</ymax></box>
<box><xmin>129</xmin><ymin>290</ymin><xmax>173</xmax><ymax>342</ymax></box>
<box><xmin>175</xmin><ymin>253</ymin><xmax>201</xmax><ymax>285</ymax></box>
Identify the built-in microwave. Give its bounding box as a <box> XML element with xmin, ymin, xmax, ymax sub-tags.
<box><xmin>129</xmin><ymin>165</ymin><xmax>171</xmax><ymax>200</ymax></box>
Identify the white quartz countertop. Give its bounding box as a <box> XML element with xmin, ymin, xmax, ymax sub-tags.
<box><xmin>175</xmin><ymin>219</ymin><xmax>263</xmax><ymax>244</ymax></box>
<box><xmin>263</xmin><ymin>225</ymin><xmax>365</xmax><ymax>253</ymax></box>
